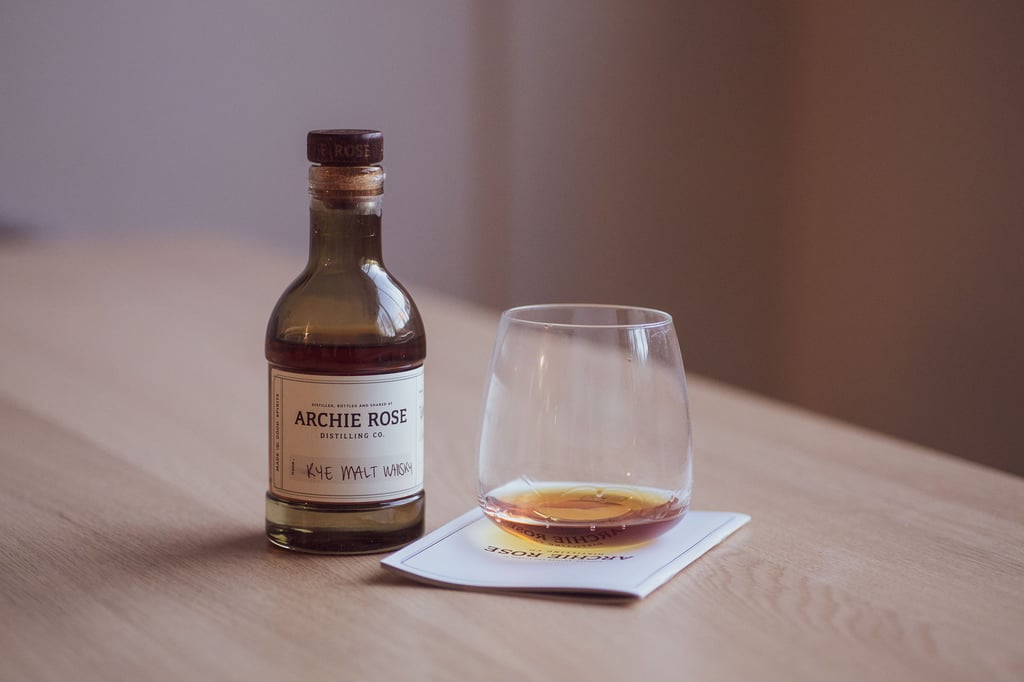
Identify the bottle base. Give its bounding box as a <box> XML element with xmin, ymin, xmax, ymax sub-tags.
<box><xmin>265</xmin><ymin>491</ymin><xmax>424</xmax><ymax>555</ymax></box>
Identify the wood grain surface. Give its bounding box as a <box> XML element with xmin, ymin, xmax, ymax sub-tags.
<box><xmin>1</xmin><ymin>235</ymin><xmax>1021</xmax><ymax>681</ymax></box>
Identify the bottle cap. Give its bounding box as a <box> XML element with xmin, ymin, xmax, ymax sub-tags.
<box><xmin>307</xmin><ymin>129</ymin><xmax>384</xmax><ymax>165</ymax></box>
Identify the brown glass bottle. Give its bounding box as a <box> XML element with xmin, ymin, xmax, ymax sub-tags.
<box><xmin>265</xmin><ymin>130</ymin><xmax>426</xmax><ymax>554</ymax></box>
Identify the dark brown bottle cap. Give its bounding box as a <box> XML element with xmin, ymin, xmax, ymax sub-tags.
<box><xmin>307</xmin><ymin>129</ymin><xmax>383</xmax><ymax>165</ymax></box>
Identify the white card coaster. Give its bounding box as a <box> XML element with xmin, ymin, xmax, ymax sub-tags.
<box><xmin>382</xmin><ymin>508</ymin><xmax>750</xmax><ymax>600</ymax></box>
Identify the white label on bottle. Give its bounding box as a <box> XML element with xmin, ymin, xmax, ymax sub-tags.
<box><xmin>269</xmin><ymin>366</ymin><xmax>424</xmax><ymax>503</ymax></box>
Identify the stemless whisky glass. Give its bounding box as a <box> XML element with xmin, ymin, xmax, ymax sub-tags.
<box><xmin>477</xmin><ymin>304</ymin><xmax>692</xmax><ymax>548</ymax></box>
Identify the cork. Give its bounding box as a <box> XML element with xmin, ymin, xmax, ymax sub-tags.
<box><xmin>309</xmin><ymin>165</ymin><xmax>384</xmax><ymax>197</ymax></box>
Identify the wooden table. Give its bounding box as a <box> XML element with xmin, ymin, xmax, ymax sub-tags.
<box><xmin>1</xmin><ymin>235</ymin><xmax>1021</xmax><ymax>681</ymax></box>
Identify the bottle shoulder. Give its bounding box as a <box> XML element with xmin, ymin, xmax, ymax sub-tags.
<box><xmin>266</xmin><ymin>263</ymin><xmax>425</xmax><ymax>372</ymax></box>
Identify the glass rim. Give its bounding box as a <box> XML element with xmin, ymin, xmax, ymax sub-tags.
<box><xmin>501</xmin><ymin>303</ymin><xmax>674</xmax><ymax>330</ymax></box>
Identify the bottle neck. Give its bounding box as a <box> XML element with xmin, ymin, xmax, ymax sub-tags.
<box><xmin>307</xmin><ymin>165</ymin><xmax>385</xmax><ymax>270</ymax></box>
<box><xmin>308</xmin><ymin>196</ymin><xmax>383</xmax><ymax>268</ymax></box>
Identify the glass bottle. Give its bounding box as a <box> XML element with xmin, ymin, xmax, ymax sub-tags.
<box><xmin>265</xmin><ymin>129</ymin><xmax>426</xmax><ymax>554</ymax></box>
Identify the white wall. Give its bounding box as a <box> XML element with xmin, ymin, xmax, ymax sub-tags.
<box><xmin>1</xmin><ymin>0</ymin><xmax>785</xmax><ymax>389</ymax></box>
<box><xmin>2</xmin><ymin>1</ymin><xmax>1022</xmax><ymax>474</ymax></box>
<box><xmin>778</xmin><ymin>1</ymin><xmax>1024</xmax><ymax>474</ymax></box>
<box><xmin>0</xmin><ymin>0</ymin><xmax>481</xmax><ymax>293</ymax></box>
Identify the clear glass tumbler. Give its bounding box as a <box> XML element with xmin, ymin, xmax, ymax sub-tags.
<box><xmin>477</xmin><ymin>304</ymin><xmax>693</xmax><ymax>548</ymax></box>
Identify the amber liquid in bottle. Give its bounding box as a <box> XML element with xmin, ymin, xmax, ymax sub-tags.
<box><xmin>265</xmin><ymin>130</ymin><xmax>426</xmax><ymax>554</ymax></box>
